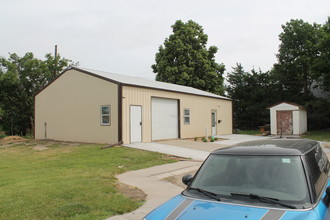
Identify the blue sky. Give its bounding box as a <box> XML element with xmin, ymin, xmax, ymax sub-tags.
<box><xmin>1</xmin><ymin>0</ymin><xmax>329</xmax><ymax>79</ymax></box>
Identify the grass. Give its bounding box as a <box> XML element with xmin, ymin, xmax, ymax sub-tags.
<box><xmin>0</xmin><ymin>141</ymin><xmax>176</xmax><ymax>220</ymax></box>
<box><xmin>237</xmin><ymin>129</ymin><xmax>330</xmax><ymax>142</ymax></box>
<box><xmin>0</xmin><ymin>133</ymin><xmax>6</xmax><ymax>139</ymax></box>
<box><xmin>236</xmin><ymin>130</ymin><xmax>261</xmax><ymax>135</ymax></box>
<box><xmin>301</xmin><ymin>130</ymin><xmax>330</xmax><ymax>142</ymax></box>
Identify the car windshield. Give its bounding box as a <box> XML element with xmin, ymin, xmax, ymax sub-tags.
<box><xmin>189</xmin><ymin>154</ymin><xmax>309</xmax><ymax>204</ymax></box>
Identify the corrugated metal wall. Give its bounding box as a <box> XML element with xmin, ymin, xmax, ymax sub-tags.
<box><xmin>122</xmin><ymin>86</ymin><xmax>232</xmax><ymax>144</ymax></box>
<box><xmin>35</xmin><ymin>69</ymin><xmax>119</xmax><ymax>143</ymax></box>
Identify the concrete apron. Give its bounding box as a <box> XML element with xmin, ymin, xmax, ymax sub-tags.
<box><xmin>108</xmin><ymin>135</ymin><xmax>329</xmax><ymax>219</ymax></box>
<box><xmin>126</xmin><ymin>142</ymin><xmax>210</xmax><ymax>161</ymax></box>
<box><xmin>106</xmin><ymin>161</ymin><xmax>202</xmax><ymax>220</ymax></box>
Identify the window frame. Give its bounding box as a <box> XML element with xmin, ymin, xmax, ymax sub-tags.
<box><xmin>100</xmin><ymin>105</ymin><xmax>111</xmax><ymax>126</ymax></box>
<box><xmin>304</xmin><ymin>145</ymin><xmax>329</xmax><ymax>203</ymax></box>
<box><xmin>184</xmin><ymin>108</ymin><xmax>190</xmax><ymax>125</ymax></box>
<box><xmin>189</xmin><ymin>154</ymin><xmax>310</xmax><ymax>204</ymax></box>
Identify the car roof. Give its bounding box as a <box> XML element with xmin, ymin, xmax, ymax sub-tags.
<box><xmin>212</xmin><ymin>138</ymin><xmax>319</xmax><ymax>156</ymax></box>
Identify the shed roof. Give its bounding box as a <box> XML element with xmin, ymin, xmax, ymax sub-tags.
<box><xmin>267</xmin><ymin>102</ymin><xmax>305</xmax><ymax>110</ymax></box>
<box><xmin>70</xmin><ymin>67</ymin><xmax>230</xmax><ymax>100</ymax></box>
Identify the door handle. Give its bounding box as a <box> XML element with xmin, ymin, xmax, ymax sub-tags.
<box><xmin>140</xmin><ymin>122</ymin><xmax>142</xmax><ymax>126</ymax></box>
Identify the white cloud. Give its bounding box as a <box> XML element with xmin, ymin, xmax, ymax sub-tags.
<box><xmin>0</xmin><ymin>0</ymin><xmax>329</xmax><ymax>78</ymax></box>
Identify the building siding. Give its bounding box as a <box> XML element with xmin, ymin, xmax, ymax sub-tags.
<box><xmin>35</xmin><ymin>69</ymin><xmax>119</xmax><ymax>143</ymax></box>
<box><xmin>122</xmin><ymin>86</ymin><xmax>232</xmax><ymax>144</ymax></box>
<box><xmin>269</xmin><ymin>103</ymin><xmax>307</xmax><ymax>135</ymax></box>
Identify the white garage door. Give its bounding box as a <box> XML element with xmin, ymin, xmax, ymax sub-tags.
<box><xmin>152</xmin><ymin>97</ymin><xmax>179</xmax><ymax>140</ymax></box>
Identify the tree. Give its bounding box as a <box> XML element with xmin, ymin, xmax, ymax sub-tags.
<box><xmin>305</xmin><ymin>98</ymin><xmax>330</xmax><ymax>130</ymax></box>
<box><xmin>272</xmin><ymin>19</ymin><xmax>322</xmax><ymax>103</ymax></box>
<box><xmin>0</xmin><ymin>52</ymin><xmax>75</xmax><ymax>135</ymax></box>
<box><xmin>271</xmin><ymin>18</ymin><xmax>330</xmax><ymax>129</ymax></box>
<box><xmin>152</xmin><ymin>20</ymin><xmax>225</xmax><ymax>95</ymax></box>
<box><xmin>313</xmin><ymin>17</ymin><xmax>330</xmax><ymax>92</ymax></box>
<box><xmin>226</xmin><ymin>64</ymin><xmax>279</xmax><ymax>130</ymax></box>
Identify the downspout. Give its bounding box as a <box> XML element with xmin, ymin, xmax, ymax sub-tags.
<box><xmin>118</xmin><ymin>83</ymin><xmax>123</xmax><ymax>144</ymax></box>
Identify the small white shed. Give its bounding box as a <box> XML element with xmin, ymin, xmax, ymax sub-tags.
<box><xmin>268</xmin><ymin>102</ymin><xmax>307</xmax><ymax>135</ymax></box>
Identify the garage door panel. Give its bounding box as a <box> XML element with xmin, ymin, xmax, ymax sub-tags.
<box><xmin>152</xmin><ymin>98</ymin><xmax>178</xmax><ymax>140</ymax></box>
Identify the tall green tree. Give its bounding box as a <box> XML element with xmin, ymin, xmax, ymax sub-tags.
<box><xmin>227</xmin><ymin>64</ymin><xmax>279</xmax><ymax>129</ymax></box>
<box><xmin>313</xmin><ymin>17</ymin><xmax>330</xmax><ymax>92</ymax></box>
<box><xmin>226</xmin><ymin>18</ymin><xmax>330</xmax><ymax>130</ymax></box>
<box><xmin>272</xmin><ymin>19</ymin><xmax>322</xmax><ymax>103</ymax></box>
<box><xmin>0</xmin><ymin>52</ymin><xmax>74</xmax><ymax>135</ymax></box>
<box><xmin>271</xmin><ymin>18</ymin><xmax>330</xmax><ymax>129</ymax></box>
<box><xmin>152</xmin><ymin>20</ymin><xmax>225</xmax><ymax>95</ymax></box>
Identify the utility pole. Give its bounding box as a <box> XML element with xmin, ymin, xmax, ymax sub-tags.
<box><xmin>54</xmin><ymin>45</ymin><xmax>58</xmax><ymax>78</ymax></box>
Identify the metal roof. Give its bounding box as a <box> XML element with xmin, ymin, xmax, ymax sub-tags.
<box><xmin>72</xmin><ymin>67</ymin><xmax>230</xmax><ymax>100</ymax></box>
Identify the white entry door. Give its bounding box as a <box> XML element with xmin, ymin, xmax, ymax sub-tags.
<box><xmin>211</xmin><ymin>111</ymin><xmax>217</xmax><ymax>136</ymax></box>
<box><xmin>130</xmin><ymin>105</ymin><xmax>142</xmax><ymax>143</ymax></box>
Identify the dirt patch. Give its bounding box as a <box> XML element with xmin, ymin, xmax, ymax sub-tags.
<box><xmin>116</xmin><ymin>183</ymin><xmax>146</xmax><ymax>201</ymax></box>
<box><xmin>32</xmin><ymin>146</ymin><xmax>49</xmax><ymax>151</ymax></box>
<box><xmin>163</xmin><ymin>172</ymin><xmax>190</xmax><ymax>189</ymax></box>
<box><xmin>163</xmin><ymin>169</ymin><xmax>198</xmax><ymax>189</ymax></box>
<box><xmin>321</xmin><ymin>142</ymin><xmax>330</xmax><ymax>148</ymax></box>
<box><xmin>162</xmin><ymin>154</ymin><xmax>189</xmax><ymax>161</ymax></box>
<box><xmin>0</xmin><ymin>136</ymin><xmax>27</xmax><ymax>147</ymax></box>
<box><xmin>1</xmin><ymin>136</ymin><xmax>26</xmax><ymax>142</ymax></box>
<box><xmin>0</xmin><ymin>137</ymin><xmax>83</xmax><ymax>150</ymax></box>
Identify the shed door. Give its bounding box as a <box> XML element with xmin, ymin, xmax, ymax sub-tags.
<box><xmin>152</xmin><ymin>97</ymin><xmax>178</xmax><ymax>140</ymax></box>
<box><xmin>130</xmin><ymin>105</ymin><xmax>142</xmax><ymax>143</ymax></box>
<box><xmin>277</xmin><ymin>111</ymin><xmax>293</xmax><ymax>135</ymax></box>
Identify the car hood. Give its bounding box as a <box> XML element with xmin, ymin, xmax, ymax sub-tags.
<box><xmin>145</xmin><ymin>195</ymin><xmax>320</xmax><ymax>220</ymax></box>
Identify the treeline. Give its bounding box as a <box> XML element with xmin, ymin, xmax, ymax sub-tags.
<box><xmin>1</xmin><ymin>18</ymin><xmax>329</xmax><ymax>136</ymax></box>
<box><xmin>227</xmin><ymin>18</ymin><xmax>330</xmax><ymax>130</ymax></box>
<box><xmin>0</xmin><ymin>53</ymin><xmax>75</xmax><ymax>135</ymax></box>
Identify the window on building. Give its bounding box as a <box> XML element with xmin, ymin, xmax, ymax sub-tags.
<box><xmin>184</xmin><ymin>108</ymin><xmax>190</xmax><ymax>125</ymax></box>
<box><xmin>101</xmin><ymin>105</ymin><xmax>111</xmax><ymax>126</ymax></box>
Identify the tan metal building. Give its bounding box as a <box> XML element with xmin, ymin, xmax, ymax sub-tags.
<box><xmin>35</xmin><ymin>67</ymin><xmax>232</xmax><ymax>144</ymax></box>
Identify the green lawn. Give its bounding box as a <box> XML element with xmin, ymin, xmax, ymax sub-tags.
<box><xmin>237</xmin><ymin>129</ymin><xmax>330</xmax><ymax>142</ymax></box>
<box><xmin>301</xmin><ymin>130</ymin><xmax>330</xmax><ymax>142</ymax></box>
<box><xmin>0</xmin><ymin>140</ymin><xmax>176</xmax><ymax>220</ymax></box>
<box><xmin>236</xmin><ymin>130</ymin><xmax>261</xmax><ymax>135</ymax></box>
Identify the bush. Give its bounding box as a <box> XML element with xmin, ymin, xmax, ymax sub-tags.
<box><xmin>306</xmin><ymin>98</ymin><xmax>330</xmax><ymax>130</ymax></box>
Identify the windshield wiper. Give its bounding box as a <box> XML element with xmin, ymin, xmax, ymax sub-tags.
<box><xmin>190</xmin><ymin>187</ymin><xmax>221</xmax><ymax>201</ymax></box>
<box><xmin>230</xmin><ymin>193</ymin><xmax>296</xmax><ymax>209</ymax></box>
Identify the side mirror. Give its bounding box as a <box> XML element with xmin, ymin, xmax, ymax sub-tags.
<box><xmin>323</xmin><ymin>186</ymin><xmax>330</xmax><ymax>206</ymax></box>
<box><xmin>182</xmin><ymin>174</ymin><xmax>193</xmax><ymax>186</ymax></box>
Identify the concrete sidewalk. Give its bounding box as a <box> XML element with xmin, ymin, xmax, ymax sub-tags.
<box><xmin>108</xmin><ymin>135</ymin><xmax>329</xmax><ymax>219</ymax></box>
<box><xmin>126</xmin><ymin>142</ymin><xmax>210</xmax><ymax>161</ymax></box>
<box><xmin>108</xmin><ymin>135</ymin><xmax>270</xmax><ymax>219</ymax></box>
<box><xmin>215</xmin><ymin>134</ymin><xmax>273</xmax><ymax>145</ymax></box>
<box><xmin>107</xmin><ymin>161</ymin><xmax>202</xmax><ymax>220</ymax></box>
<box><xmin>126</xmin><ymin>134</ymin><xmax>274</xmax><ymax>161</ymax></box>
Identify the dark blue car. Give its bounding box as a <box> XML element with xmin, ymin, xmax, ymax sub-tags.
<box><xmin>144</xmin><ymin>139</ymin><xmax>330</xmax><ymax>220</ymax></box>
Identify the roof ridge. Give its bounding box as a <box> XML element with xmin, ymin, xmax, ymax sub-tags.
<box><xmin>73</xmin><ymin>66</ymin><xmax>231</xmax><ymax>100</ymax></box>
